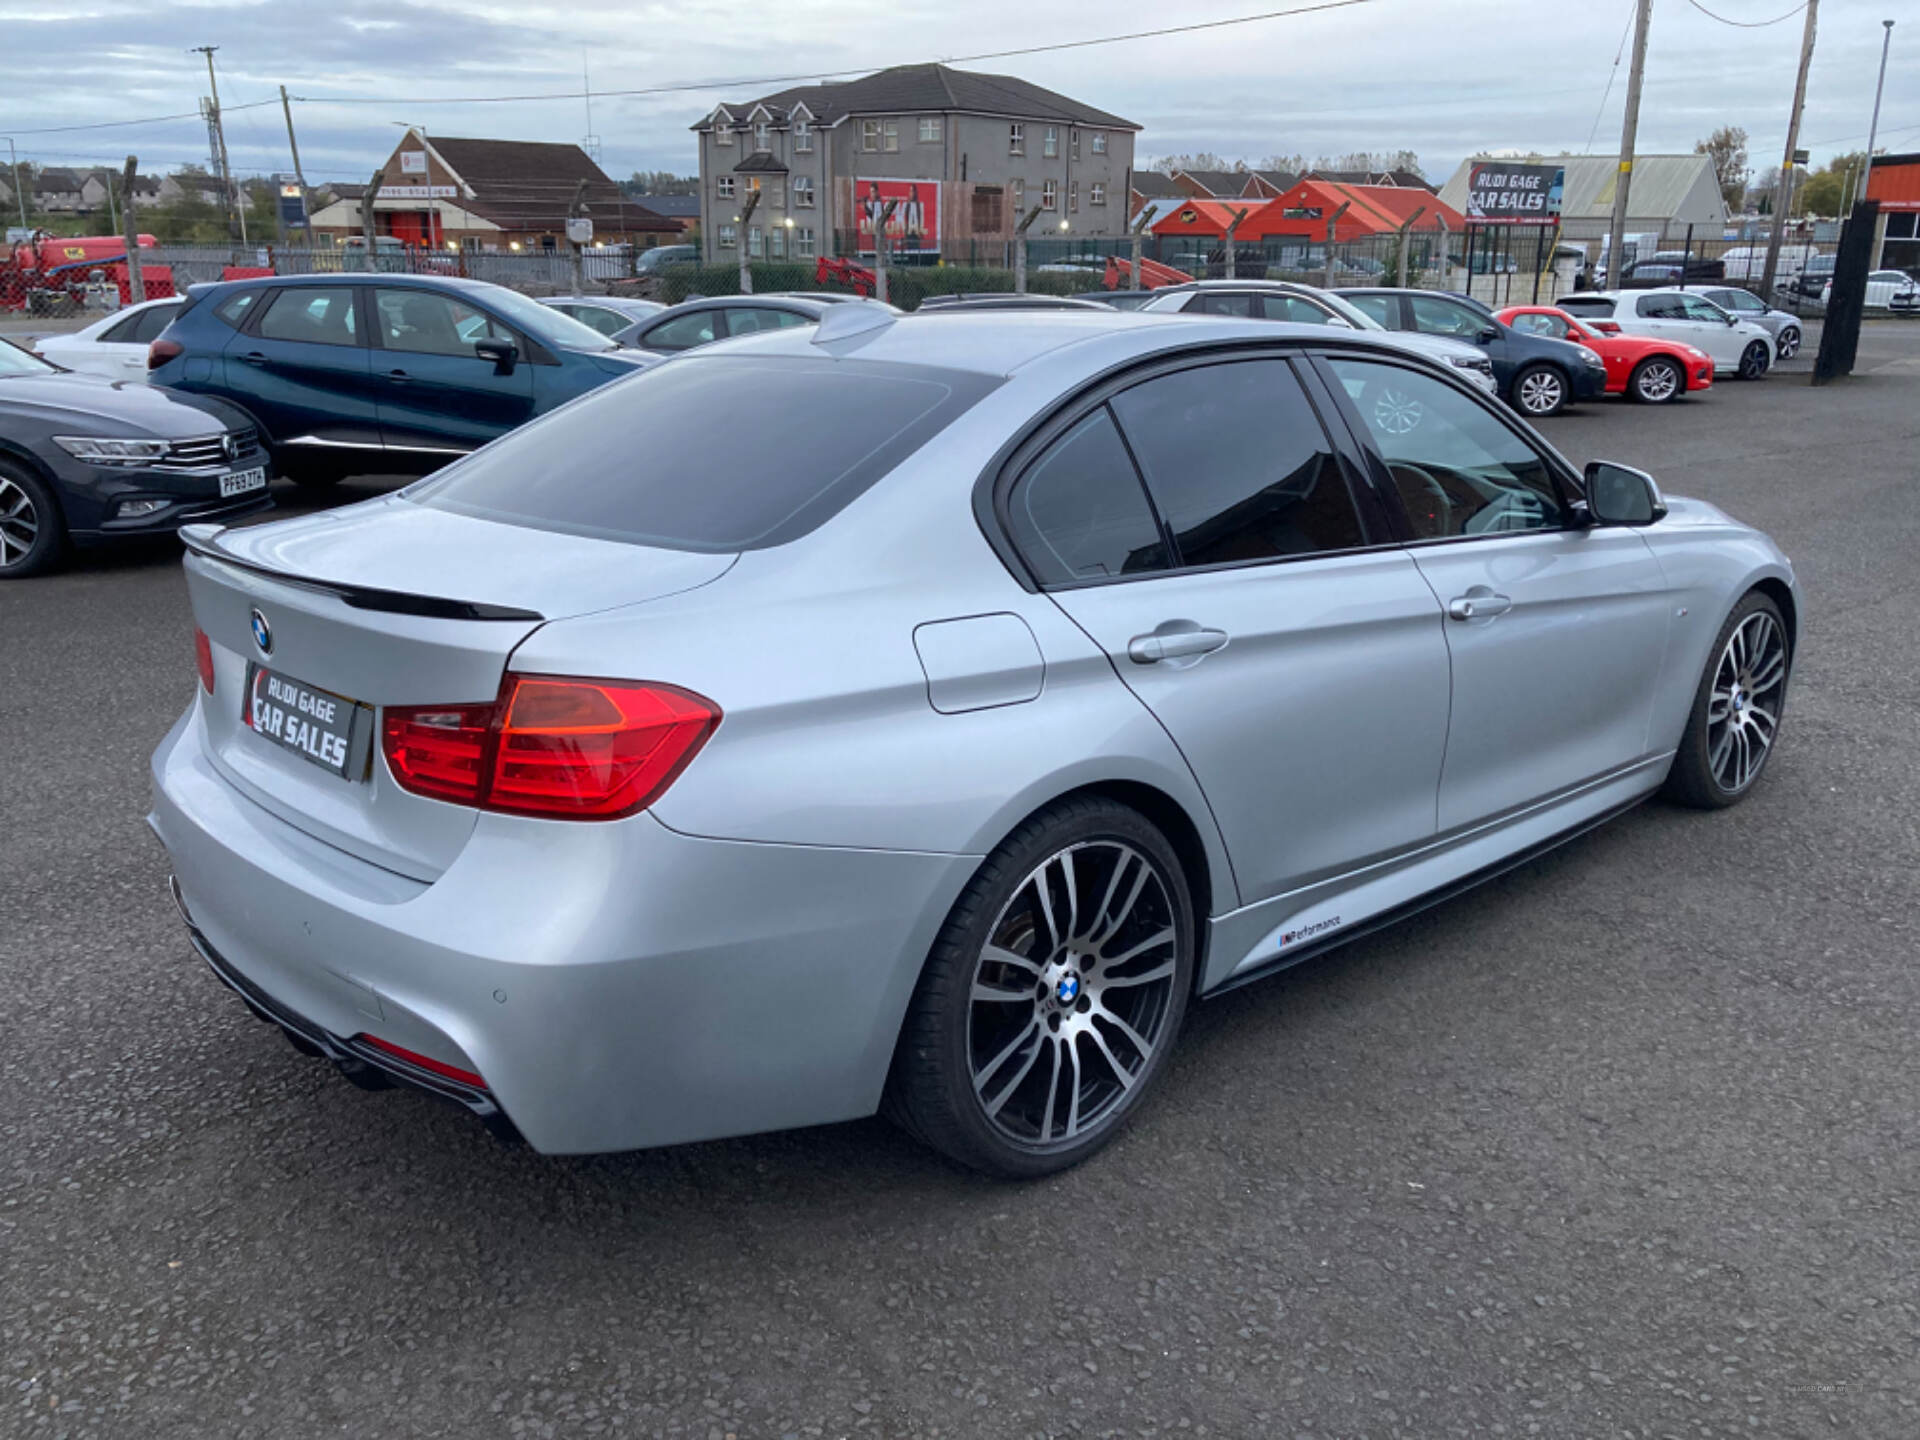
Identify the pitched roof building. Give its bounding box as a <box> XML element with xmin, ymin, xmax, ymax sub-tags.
<box><xmin>1436</xmin><ymin>153</ymin><xmax>1725</xmax><ymax>242</ymax></box>
<box><xmin>690</xmin><ymin>63</ymin><xmax>1140</xmax><ymax>262</ymax></box>
<box><xmin>306</xmin><ymin>129</ymin><xmax>678</xmax><ymax>251</ymax></box>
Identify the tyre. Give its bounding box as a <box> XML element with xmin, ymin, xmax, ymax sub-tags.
<box><xmin>887</xmin><ymin>795</ymin><xmax>1196</xmax><ymax>1178</ymax></box>
<box><xmin>1737</xmin><ymin>340</ymin><xmax>1771</xmax><ymax>380</ymax></box>
<box><xmin>1776</xmin><ymin>326</ymin><xmax>1800</xmax><ymax>360</ymax></box>
<box><xmin>1628</xmin><ymin>356</ymin><xmax>1684</xmax><ymax>404</ymax></box>
<box><xmin>0</xmin><ymin>460</ymin><xmax>67</xmax><ymax>579</ymax></box>
<box><xmin>1510</xmin><ymin>363</ymin><xmax>1567</xmax><ymax>418</ymax></box>
<box><xmin>1662</xmin><ymin>591</ymin><xmax>1791</xmax><ymax>809</ymax></box>
<box><xmin>273</xmin><ymin>450</ymin><xmax>347</xmax><ymax>489</ymax></box>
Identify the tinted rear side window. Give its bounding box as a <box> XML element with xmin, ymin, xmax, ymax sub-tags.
<box><xmin>1110</xmin><ymin>359</ymin><xmax>1368</xmax><ymax>567</ymax></box>
<box><xmin>410</xmin><ymin>356</ymin><xmax>999</xmax><ymax>552</ymax></box>
<box><xmin>1006</xmin><ymin>408</ymin><xmax>1170</xmax><ymax>585</ymax></box>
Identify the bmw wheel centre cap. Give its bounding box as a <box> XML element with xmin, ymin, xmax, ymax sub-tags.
<box><xmin>249</xmin><ymin>607</ymin><xmax>272</xmax><ymax>656</ymax></box>
<box><xmin>1056</xmin><ymin>975</ymin><xmax>1081</xmax><ymax>1005</ymax></box>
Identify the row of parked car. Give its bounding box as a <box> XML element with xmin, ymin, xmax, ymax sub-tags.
<box><xmin>0</xmin><ymin>267</ymin><xmax>1802</xmax><ymax>578</ymax></box>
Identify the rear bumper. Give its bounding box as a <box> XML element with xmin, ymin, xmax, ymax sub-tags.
<box><xmin>149</xmin><ymin>705</ymin><xmax>978</xmax><ymax>1154</ymax></box>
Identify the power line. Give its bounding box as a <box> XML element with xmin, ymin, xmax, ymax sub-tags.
<box><xmin>1584</xmin><ymin>3</ymin><xmax>1640</xmax><ymax>154</ymax></box>
<box><xmin>10</xmin><ymin>99</ymin><xmax>281</xmax><ymax>137</ymax></box>
<box><xmin>291</xmin><ymin>0</ymin><xmax>1379</xmax><ymax>106</ymax></box>
<box><xmin>1681</xmin><ymin>0</ymin><xmax>1808</xmax><ymax>29</ymax></box>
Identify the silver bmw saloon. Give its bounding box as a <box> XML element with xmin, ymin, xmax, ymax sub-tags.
<box><xmin>151</xmin><ymin>304</ymin><xmax>1799</xmax><ymax>1177</ymax></box>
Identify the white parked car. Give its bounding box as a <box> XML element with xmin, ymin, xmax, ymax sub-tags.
<box><xmin>1696</xmin><ymin>287</ymin><xmax>1804</xmax><ymax>359</ymax></box>
<box><xmin>1821</xmin><ymin>270</ymin><xmax>1919</xmax><ymax>310</ymax></box>
<box><xmin>1556</xmin><ymin>290</ymin><xmax>1776</xmax><ymax>380</ymax></box>
<box><xmin>33</xmin><ymin>297</ymin><xmax>185</xmax><ymax>382</ymax></box>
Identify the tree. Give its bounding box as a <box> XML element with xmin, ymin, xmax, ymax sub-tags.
<box><xmin>624</xmin><ymin>171</ymin><xmax>697</xmax><ymax>197</ymax></box>
<box><xmin>1260</xmin><ymin>153</ymin><xmax>1307</xmax><ymax>176</ymax></box>
<box><xmin>1798</xmin><ymin>152</ymin><xmax>1868</xmax><ymax>218</ymax></box>
<box><xmin>1694</xmin><ymin>127</ymin><xmax>1749</xmax><ymax>212</ymax></box>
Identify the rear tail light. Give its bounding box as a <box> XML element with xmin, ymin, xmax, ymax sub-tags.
<box><xmin>148</xmin><ymin>338</ymin><xmax>184</xmax><ymax>370</ymax></box>
<box><xmin>381</xmin><ymin>674</ymin><xmax>719</xmax><ymax>820</ymax></box>
<box><xmin>194</xmin><ymin>627</ymin><xmax>215</xmax><ymax>693</ymax></box>
<box><xmin>1591</xmin><ymin>320</ymin><xmax>1622</xmax><ymax>335</ymax></box>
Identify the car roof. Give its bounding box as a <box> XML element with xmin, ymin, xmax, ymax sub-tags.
<box><xmin>656</xmin><ymin>294</ymin><xmax>836</xmax><ymax>316</ymax></box>
<box><xmin>675</xmin><ymin>307</ymin><xmax>1463</xmax><ymax>382</ymax></box>
<box><xmin>204</xmin><ymin>272</ymin><xmax>505</xmax><ymax>295</ymax></box>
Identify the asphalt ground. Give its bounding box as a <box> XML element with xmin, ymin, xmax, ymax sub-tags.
<box><xmin>4</xmin><ymin>327</ymin><xmax>1919</xmax><ymax>1440</ymax></box>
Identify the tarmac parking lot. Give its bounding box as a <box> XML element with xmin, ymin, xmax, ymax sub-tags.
<box><xmin>4</xmin><ymin>325</ymin><xmax>1919</xmax><ymax>1439</ymax></box>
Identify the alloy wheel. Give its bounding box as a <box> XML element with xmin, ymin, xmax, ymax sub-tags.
<box><xmin>1778</xmin><ymin>327</ymin><xmax>1800</xmax><ymax>359</ymax></box>
<box><xmin>1372</xmin><ymin>387</ymin><xmax>1424</xmax><ymax>435</ymax></box>
<box><xmin>1739</xmin><ymin>341</ymin><xmax>1770</xmax><ymax>380</ymax></box>
<box><xmin>1516</xmin><ymin>369</ymin><xmax>1564</xmax><ymax>415</ymax></box>
<box><xmin>966</xmin><ymin>840</ymin><xmax>1179</xmax><ymax>1149</ymax></box>
<box><xmin>1636</xmin><ymin>359</ymin><xmax>1679</xmax><ymax>403</ymax></box>
<box><xmin>0</xmin><ymin>477</ymin><xmax>40</xmax><ymax>570</ymax></box>
<box><xmin>1707</xmin><ymin>610</ymin><xmax>1788</xmax><ymax>794</ymax></box>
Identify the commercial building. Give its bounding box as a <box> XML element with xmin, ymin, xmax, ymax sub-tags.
<box><xmin>690</xmin><ymin>63</ymin><xmax>1139</xmax><ymax>263</ymax></box>
<box><xmin>1864</xmin><ymin>153</ymin><xmax>1920</xmax><ymax>274</ymax></box>
<box><xmin>1437</xmin><ymin>153</ymin><xmax>1726</xmax><ymax>244</ymax></box>
<box><xmin>306</xmin><ymin>129</ymin><xmax>678</xmax><ymax>252</ymax></box>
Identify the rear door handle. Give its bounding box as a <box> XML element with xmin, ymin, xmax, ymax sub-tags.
<box><xmin>1448</xmin><ymin>589</ymin><xmax>1513</xmax><ymax>621</ymax></box>
<box><xmin>1128</xmin><ymin>627</ymin><xmax>1229</xmax><ymax>664</ymax></box>
<box><xmin>386</xmin><ymin>369</ymin><xmax>412</xmax><ymax>384</ymax></box>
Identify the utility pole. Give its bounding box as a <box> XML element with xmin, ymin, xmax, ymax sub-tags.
<box><xmin>735</xmin><ymin>187</ymin><xmax>761</xmax><ymax>294</ymax></box>
<box><xmin>1012</xmin><ymin>202</ymin><xmax>1043</xmax><ymax>292</ymax></box>
<box><xmin>1129</xmin><ymin>209</ymin><xmax>1150</xmax><ymax>289</ymax></box>
<box><xmin>1859</xmin><ymin>20</ymin><xmax>1895</xmax><ymax>203</ymax></box>
<box><xmin>1759</xmin><ymin>0</ymin><xmax>1819</xmax><ymax>299</ymax></box>
<box><xmin>119</xmin><ymin>156</ymin><xmax>145</xmax><ymax>306</ymax></box>
<box><xmin>191</xmin><ymin>46</ymin><xmax>245</xmax><ymax>247</ymax></box>
<box><xmin>568</xmin><ymin>178</ymin><xmax>590</xmax><ymax>295</ymax></box>
<box><xmin>1606</xmin><ymin>0</ymin><xmax>1654</xmax><ymax>291</ymax></box>
<box><xmin>280</xmin><ymin>85</ymin><xmax>310</xmax><ymax>241</ymax></box>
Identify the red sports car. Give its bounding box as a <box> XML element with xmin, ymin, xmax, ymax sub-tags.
<box><xmin>1495</xmin><ymin>305</ymin><xmax>1714</xmax><ymax>404</ymax></box>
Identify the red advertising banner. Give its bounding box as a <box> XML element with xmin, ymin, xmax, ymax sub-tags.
<box><xmin>855</xmin><ymin>178</ymin><xmax>940</xmax><ymax>253</ymax></box>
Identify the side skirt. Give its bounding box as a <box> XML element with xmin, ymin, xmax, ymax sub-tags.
<box><xmin>1201</xmin><ymin>759</ymin><xmax>1667</xmax><ymax>998</ymax></box>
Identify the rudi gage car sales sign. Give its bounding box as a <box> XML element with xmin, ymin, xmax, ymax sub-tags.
<box><xmin>1466</xmin><ymin>163</ymin><xmax>1565</xmax><ymax>224</ymax></box>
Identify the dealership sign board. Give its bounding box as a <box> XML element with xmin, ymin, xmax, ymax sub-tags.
<box><xmin>1465</xmin><ymin>163</ymin><xmax>1565</xmax><ymax>224</ymax></box>
<box><xmin>856</xmin><ymin>179</ymin><xmax>940</xmax><ymax>253</ymax></box>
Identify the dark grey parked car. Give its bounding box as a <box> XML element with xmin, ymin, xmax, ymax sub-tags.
<box><xmin>0</xmin><ymin>338</ymin><xmax>268</xmax><ymax>578</ymax></box>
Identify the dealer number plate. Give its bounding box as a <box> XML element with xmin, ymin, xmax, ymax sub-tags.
<box><xmin>245</xmin><ymin>664</ymin><xmax>363</xmax><ymax>779</ymax></box>
<box><xmin>220</xmin><ymin>466</ymin><xmax>268</xmax><ymax>498</ymax></box>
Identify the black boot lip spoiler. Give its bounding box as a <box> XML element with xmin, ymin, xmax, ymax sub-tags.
<box><xmin>180</xmin><ymin>523</ymin><xmax>544</xmax><ymax>623</ymax></box>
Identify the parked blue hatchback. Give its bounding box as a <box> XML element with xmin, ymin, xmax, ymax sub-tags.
<box><xmin>148</xmin><ymin>274</ymin><xmax>655</xmax><ymax>486</ymax></box>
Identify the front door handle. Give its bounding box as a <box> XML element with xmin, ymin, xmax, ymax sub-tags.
<box><xmin>239</xmin><ymin>351</ymin><xmax>267</xmax><ymax>366</ymax></box>
<box><xmin>1128</xmin><ymin>626</ymin><xmax>1229</xmax><ymax>664</ymax></box>
<box><xmin>1448</xmin><ymin>589</ymin><xmax>1513</xmax><ymax>621</ymax></box>
<box><xmin>386</xmin><ymin>369</ymin><xmax>413</xmax><ymax>384</ymax></box>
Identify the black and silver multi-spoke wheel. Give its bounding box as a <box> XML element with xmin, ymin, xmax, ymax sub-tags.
<box><xmin>0</xmin><ymin>461</ymin><xmax>65</xmax><ymax>579</ymax></box>
<box><xmin>888</xmin><ymin>797</ymin><xmax>1195</xmax><ymax>1177</ymax></box>
<box><xmin>1629</xmin><ymin>356</ymin><xmax>1682</xmax><ymax>404</ymax></box>
<box><xmin>1369</xmin><ymin>382</ymin><xmax>1425</xmax><ymax>436</ymax></box>
<box><xmin>1510</xmin><ymin>363</ymin><xmax>1567</xmax><ymax>418</ymax></box>
<box><xmin>1737</xmin><ymin>339</ymin><xmax>1771</xmax><ymax>380</ymax></box>
<box><xmin>1663</xmin><ymin>591</ymin><xmax>1791</xmax><ymax>809</ymax></box>
<box><xmin>1776</xmin><ymin>326</ymin><xmax>1801</xmax><ymax>360</ymax></box>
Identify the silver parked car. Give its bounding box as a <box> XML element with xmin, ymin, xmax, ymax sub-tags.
<box><xmin>1694</xmin><ymin>287</ymin><xmax>1803</xmax><ymax>360</ymax></box>
<box><xmin>151</xmin><ymin>307</ymin><xmax>1800</xmax><ymax>1177</ymax></box>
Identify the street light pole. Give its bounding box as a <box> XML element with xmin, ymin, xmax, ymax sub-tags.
<box><xmin>1859</xmin><ymin>20</ymin><xmax>1896</xmax><ymax>203</ymax></box>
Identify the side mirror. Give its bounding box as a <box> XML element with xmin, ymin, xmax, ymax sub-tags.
<box><xmin>1581</xmin><ymin>460</ymin><xmax>1667</xmax><ymax>527</ymax></box>
<box><xmin>474</xmin><ymin>337</ymin><xmax>518</xmax><ymax>375</ymax></box>
<box><xmin>1477</xmin><ymin>325</ymin><xmax>1500</xmax><ymax>344</ymax></box>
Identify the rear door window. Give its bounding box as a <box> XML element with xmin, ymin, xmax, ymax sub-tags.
<box><xmin>257</xmin><ymin>287</ymin><xmax>361</xmax><ymax>346</ymax></box>
<box><xmin>637</xmin><ymin>310</ymin><xmax>723</xmax><ymax>351</ymax></box>
<box><xmin>1005</xmin><ymin>408</ymin><xmax>1171</xmax><ymax>585</ymax></box>
<box><xmin>1261</xmin><ymin>294</ymin><xmax>1339</xmax><ymax>324</ymax></box>
<box><xmin>1110</xmin><ymin>359</ymin><xmax>1370</xmax><ymax>567</ymax></box>
<box><xmin>1344</xmin><ymin>293</ymin><xmax>1399</xmax><ymax>327</ymax></box>
<box><xmin>1189</xmin><ymin>292</ymin><xmax>1257</xmax><ymax>317</ymax></box>
<box><xmin>725</xmin><ymin>307</ymin><xmax>811</xmax><ymax>335</ymax></box>
<box><xmin>411</xmin><ymin>356</ymin><xmax>999</xmax><ymax>551</ymax></box>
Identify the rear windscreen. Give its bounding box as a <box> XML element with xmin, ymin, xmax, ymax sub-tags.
<box><xmin>408</xmin><ymin>354</ymin><xmax>999</xmax><ymax>552</ymax></box>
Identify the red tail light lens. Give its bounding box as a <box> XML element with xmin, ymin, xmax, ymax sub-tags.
<box><xmin>380</xmin><ymin>675</ymin><xmax>719</xmax><ymax>820</ymax></box>
<box><xmin>194</xmin><ymin>627</ymin><xmax>215</xmax><ymax>693</ymax></box>
<box><xmin>148</xmin><ymin>337</ymin><xmax>184</xmax><ymax>370</ymax></box>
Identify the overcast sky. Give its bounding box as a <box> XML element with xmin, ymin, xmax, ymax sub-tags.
<box><xmin>7</xmin><ymin>0</ymin><xmax>1913</xmax><ymax>188</ymax></box>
